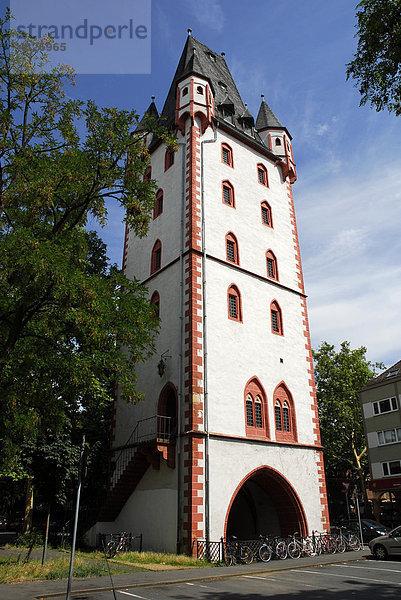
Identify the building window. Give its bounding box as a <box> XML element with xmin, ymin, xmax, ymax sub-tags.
<box><xmin>225</xmin><ymin>232</ymin><xmax>239</xmax><ymax>265</ymax></box>
<box><xmin>182</xmin><ymin>87</ymin><xmax>188</xmax><ymax>96</ymax></box>
<box><xmin>266</xmin><ymin>250</ymin><xmax>278</xmax><ymax>280</ymax></box>
<box><xmin>222</xmin><ymin>180</ymin><xmax>235</xmax><ymax>207</ymax></box>
<box><xmin>150</xmin><ymin>291</ymin><xmax>160</xmax><ymax>318</ymax></box>
<box><xmin>373</xmin><ymin>397</ymin><xmax>398</xmax><ymax>415</ymax></box>
<box><xmin>144</xmin><ymin>166</ymin><xmax>151</xmax><ymax>181</ymax></box>
<box><xmin>164</xmin><ymin>149</ymin><xmax>175</xmax><ymax>171</ymax></box>
<box><xmin>257</xmin><ymin>163</ymin><xmax>268</xmax><ymax>187</ymax></box>
<box><xmin>221</xmin><ymin>143</ymin><xmax>233</xmax><ymax>167</ymax></box>
<box><xmin>378</xmin><ymin>428</ymin><xmax>401</xmax><ymax>445</ymax></box>
<box><xmin>244</xmin><ymin>377</ymin><xmax>269</xmax><ymax>438</ymax></box>
<box><xmin>275</xmin><ymin>137</ymin><xmax>281</xmax><ymax>146</ymax></box>
<box><xmin>151</xmin><ymin>239</ymin><xmax>162</xmax><ymax>274</ymax></box>
<box><xmin>196</xmin><ymin>85</ymin><xmax>204</xmax><ymax>95</ymax></box>
<box><xmin>227</xmin><ymin>284</ymin><xmax>242</xmax><ymax>322</ymax></box>
<box><xmin>261</xmin><ymin>201</ymin><xmax>273</xmax><ymax>227</ymax></box>
<box><xmin>274</xmin><ymin>383</ymin><xmax>297</xmax><ymax>441</ymax></box>
<box><xmin>153</xmin><ymin>189</ymin><xmax>163</xmax><ymax>219</ymax></box>
<box><xmin>270</xmin><ymin>300</ymin><xmax>283</xmax><ymax>335</ymax></box>
<box><xmin>383</xmin><ymin>460</ymin><xmax>401</xmax><ymax>476</ymax></box>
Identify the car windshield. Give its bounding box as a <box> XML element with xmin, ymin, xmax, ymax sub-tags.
<box><xmin>391</xmin><ymin>526</ymin><xmax>401</xmax><ymax>536</ymax></box>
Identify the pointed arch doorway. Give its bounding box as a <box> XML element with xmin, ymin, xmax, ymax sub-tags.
<box><xmin>225</xmin><ymin>466</ymin><xmax>307</xmax><ymax>539</ymax></box>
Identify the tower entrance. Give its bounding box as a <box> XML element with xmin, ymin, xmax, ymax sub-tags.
<box><xmin>225</xmin><ymin>466</ymin><xmax>307</xmax><ymax>539</ymax></box>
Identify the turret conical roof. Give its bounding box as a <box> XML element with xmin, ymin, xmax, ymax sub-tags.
<box><xmin>256</xmin><ymin>98</ymin><xmax>282</xmax><ymax>130</ymax></box>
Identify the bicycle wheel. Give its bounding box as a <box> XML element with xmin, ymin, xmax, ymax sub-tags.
<box><xmin>287</xmin><ymin>541</ymin><xmax>301</xmax><ymax>559</ymax></box>
<box><xmin>326</xmin><ymin>537</ymin><xmax>337</xmax><ymax>554</ymax></box>
<box><xmin>106</xmin><ymin>541</ymin><xmax>117</xmax><ymax>558</ymax></box>
<box><xmin>303</xmin><ymin>537</ymin><xmax>316</xmax><ymax>557</ymax></box>
<box><xmin>259</xmin><ymin>544</ymin><xmax>273</xmax><ymax>562</ymax></box>
<box><xmin>348</xmin><ymin>535</ymin><xmax>361</xmax><ymax>551</ymax></box>
<box><xmin>240</xmin><ymin>545</ymin><xmax>253</xmax><ymax>564</ymax></box>
<box><xmin>275</xmin><ymin>541</ymin><xmax>287</xmax><ymax>560</ymax></box>
<box><xmin>224</xmin><ymin>547</ymin><xmax>235</xmax><ymax>566</ymax></box>
<box><xmin>336</xmin><ymin>538</ymin><xmax>346</xmax><ymax>553</ymax></box>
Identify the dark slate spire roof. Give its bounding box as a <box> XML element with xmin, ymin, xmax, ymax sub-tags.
<box><xmin>161</xmin><ymin>34</ymin><xmax>249</xmax><ymax>129</ymax></box>
<box><xmin>256</xmin><ymin>96</ymin><xmax>283</xmax><ymax>130</ymax></box>
<box><xmin>361</xmin><ymin>359</ymin><xmax>401</xmax><ymax>390</ymax></box>
<box><xmin>136</xmin><ymin>98</ymin><xmax>159</xmax><ymax>131</ymax></box>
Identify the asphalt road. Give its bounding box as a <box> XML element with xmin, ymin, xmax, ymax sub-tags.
<box><xmin>39</xmin><ymin>558</ymin><xmax>401</xmax><ymax>600</ymax></box>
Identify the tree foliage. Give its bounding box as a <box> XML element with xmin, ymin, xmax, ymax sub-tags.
<box><xmin>0</xmin><ymin>12</ymin><xmax>172</xmax><ymax>476</ymax></box>
<box><xmin>346</xmin><ymin>0</ymin><xmax>401</xmax><ymax>115</ymax></box>
<box><xmin>313</xmin><ymin>341</ymin><xmax>384</xmax><ymax>486</ymax></box>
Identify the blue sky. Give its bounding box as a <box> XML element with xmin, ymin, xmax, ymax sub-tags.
<box><xmin>11</xmin><ymin>0</ymin><xmax>401</xmax><ymax>368</ymax></box>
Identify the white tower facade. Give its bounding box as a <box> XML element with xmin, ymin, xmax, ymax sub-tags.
<box><xmin>92</xmin><ymin>35</ymin><xmax>329</xmax><ymax>554</ymax></box>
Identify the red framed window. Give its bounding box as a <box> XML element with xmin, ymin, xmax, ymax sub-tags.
<box><xmin>227</xmin><ymin>284</ymin><xmax>242</xmax><ymax>322</ymax></box>
<box><xmin>261</xmin><ymin>201</ymin><xmax>273</xmax><ymax>227</ymax></box>
<box><xmin>257</xmin><ymin>163</ymin><xmax>268</xmax><ymax>187</ymax></box>
<box><xmin>153</xmin><ymin>189</ymin><xmax>163</xmax><ymax>219</ymax></box>
<box><xmin>221</xmin><ymin>143</ymin><xmax>233</xmax><ymax>167</ymax></box>
<box><xmin>150</xmin><ymin>239</ymin><xmax>162</xmax><ymax>274</ymax></box>
<box><xmin>244</xmin><ymin>377</ymin><xmax>269</xmax><ymax>438</ymax></box>
<box><xmin>225</xmin><ymin>232</ymin><xmax>239</xmax><ymax>265</ymax></box>
<box><xmin>266</xmin><ymin>250</ymin><xmax>278</xmax><ymax>280</ymax></box>
<box><xmin>150</xmin><ymin>291</ymin><xmax>160</xmax><ymax>318</ymax></box>
<box><xmin>164</xmin><ymin>149</ymin><xmax>175</xmax><ymax>171</ymax></box>
<box><xmin>274</xmin><ymin>383</ymin><xmax>297</xmax><ymax>442</ymax></box>
<box><xmin>222</xmin><ymin>180</ymin><xmax>235</xmax><ymax>207</ymax></box>
<box><xmin>144</xmin><ymin>166</ymin><xmax>151</xmax><ymax>181</ymax></box>
<box><xmin>270</xmin><ymin>300</ymin><xmax>283</xmax><ymax>335</ymax></box>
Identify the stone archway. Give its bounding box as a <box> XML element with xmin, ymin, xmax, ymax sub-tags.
<box><xmin>225</xmin><ymin>466</ymin><xmax>308</xmax><ymax>539</ymax></box>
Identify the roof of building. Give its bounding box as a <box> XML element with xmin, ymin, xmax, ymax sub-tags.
<box><xmin>135</xmin><ymin>99</ymin><xmax>159</xmax><ymax>132</ymax></box>
<box><xmin>361</xmin><ymin>359</ymin><xmax>401</xmax><ymax>391</ymax></box>
<box><xmin>256</xmin><ymin>97</ymin><xmax>283</xmax><ymax>129</ymax></box>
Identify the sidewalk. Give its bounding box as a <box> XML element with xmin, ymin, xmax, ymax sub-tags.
<box><xmin>0</xmin><ymin>548</ymin><xmax>369</xmax><ymax>600</ymax></box>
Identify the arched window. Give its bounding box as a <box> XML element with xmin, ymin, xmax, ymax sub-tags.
<box><xmin>153</xmin><ymin>189</ymin><xmax>163</xmax><ymax>219</ymax></box>
<box><xmin>164</xmin><ymin>149</ymin><xmax>175</xmax><ymax>171</ymax></box>
<box><xmin>261</xmin><ymin>201</ymin><xmax>273</xmax><ymax>227</ymax></box>
<box><xmin>227</xmin><ymin>284</ymin><xmax>242</xmax><ymax>322</ymax></box>
<box><xmin>196</xmin><ymin>85</ymin><xmax>204</xmax><ymax>95</ymax></box>
<box><xmin>150</xmin><ymin>239</ymin><xmax>162</xmax><ymax>274</ymax></box>
<box><xmin>275</xmin><ymin>137</ymin><xmax>282</xmax><ymax>146</ymax></box>
<box><xmin>150</xmin><ymin>291</ymin><xmax>160</xmax><ymax>318</ymax></box>
<box><xmin>274</xmin><ymin>383</ymin><xmax>297</xmax><ymax>441</ymax></box>
<box><xmin>244</xmin><ymin>377</ymin><xmax>269</xmax><ymax>438</ymax></box>
<box><xmin>221</xmin><ymin>143</ymin><xmax>233</xmax><ymax>167</ymax></box>
<box><xmin>182</xmin><ymin>87</ymin><xmax>188</xmax><ymax>97</ymax></box>
<box><xmin>144</xmin><ymin>165</ymin><xmax>151</xmax><ymax>181</ymax></box>
<box><xmin>222</xmin><ymin>180</ymin><xmax>235</xmax><ymax>207</ymax></box>
<box><xmin>266</xmin><ymin>250</ymin><xmax>278</xmax><ymax>280</ymax></box>
<box><xmin>226</xmin><ymin>232</ymin><xmax>239</xmax><ymax>265</ymax></box>
<box><xmin>257</xmin><ymin>163</ymin><xmax>268</xmax><ymax>187</ymax></box>
<box><xmin>270</xmin><ymin>300</ymin><xmax>283</xmax><ymax>335</ymax></box>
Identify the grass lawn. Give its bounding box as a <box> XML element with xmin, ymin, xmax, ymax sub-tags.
<box><xmin>79</xmin><ymin>549</ymin><xmax>208</xmax><ymax>568</ymax></box>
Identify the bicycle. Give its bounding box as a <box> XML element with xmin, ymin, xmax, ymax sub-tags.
<box><xmin>336</xmin><ymin>527</ymin><xmax>361</xmax><ymax>552</ymax></box>
<box><xmin>270</xmin><ymin>535</ymin><xmax>288</xmax><ymax>560</ymax></box>
<box><xmin>257</xmin><ymin>535</ymin><xmax>273</xmax><ymax>562</ymax></box>
<box><xmin>105</xmin><ymin>532</ymin><xmax>132</xmax><ymax>558</ymax></box>
<box><xmin>224</xmin><ymin>537</ymin><xmax>253</xmax><ymax>565</ymax></box>
<box><xmin>287</xmin><ymin>532</ymin><xmax>316</xmax><ymax>559</ymax></box>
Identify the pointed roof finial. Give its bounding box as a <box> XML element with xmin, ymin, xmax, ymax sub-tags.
<box><xmin>187</xmin><ymin>28</ymin><xmax>192</xmax><ymax>36</ymax></box>
<box><xmin>221</xmin><ymin>51</ymin><xmax>225</xmax><ymax>57</ymax></box>
<box><xmin>151</xmin><ymin>95</ymin><xmax>155</xmax><ymax>102</ymax></box>
<box><xmin>245</xmin><ymin>103</ymin><xmax>248</xmax><ymax>108</ymax></box>
<box><xmin>261</xmin><ymin>94</ymin><xmax>265</xmax><ymax>100</ymax></box>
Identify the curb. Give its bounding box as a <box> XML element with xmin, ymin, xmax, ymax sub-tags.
<box><xmin>36</xmin><ymin>551</ymin><xmax>368</xmax><ymax>599</ymax></box>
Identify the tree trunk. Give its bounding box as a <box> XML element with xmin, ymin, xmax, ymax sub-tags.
<box><xmin>42</xmin><ymin>506</ymin><xmax>51</xmax><ymax>566</ymax></box>
<box><xmin>24</xmin><ymin>478</ymin><xmax>34</xmax><ymax>534</ymax></box>
<box><xmin>353</xmin><ymin>444</ymin><xmax>371</xmax><ymax>517</ymax></box>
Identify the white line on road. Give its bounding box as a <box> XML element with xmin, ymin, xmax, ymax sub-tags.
<box><xmin>118</xmin><ymin>591</ymin><xmax>150</xmax><ymax>599</ymax></box>
<box><xmin>184</xmin><ymin>582</ymin><xmax>219</xmax><ymax>589</ymax></box>
<box><xmin>242</xmin><ymin>575</ymin><xmax>277</xmax><ymax>581</ymax></box>
<box><xmin>331</xmin><ymin>563</ymin><xmax>401</xmax><ymax>574</ymax></box>
<box><xmin>295</xmin><ymin>569</ymin><xmax>401</xmax><ymax>586</ymax></box>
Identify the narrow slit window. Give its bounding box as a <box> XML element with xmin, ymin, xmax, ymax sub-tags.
<box><xmin>228</xmin><ymin>295</ymin><xmax>237</xmax><ymax>319</ymax></box>
<box><xmin>222</xmin><ymin>181</ymin><xmax>234</xmax><ymax>206</ymax></box>
<box><xmin>227</xmin><ymin>285</ymin><xmax>241</xmax><ymax>322</ymax></box>
<box><xmin>225</xmin><ymin>232</ymin><xmax>239</xmax><ymax>264</ymax></box>
<box><xmin>275</xmin><ymin>401</ymin><xmax>282</xmax><ymax>431</ymax></box>
<box><xmin>261</xmin><ymin>201</ymin><xmax>273</xmax><ymax>227</ymax></box>
<box><xmin>257</xmin><ymin>164</ymin><xmax>268</xmax><ymax>187</ymax></box>
<box><xmin>246</xmin><ymin>395</ymin><xmax>254</xmax><ymax>426</ymax></box>
<box><xmin>221</xmin><ymin>143</ymin><xmax>233</xmax><ymax>167</ymax></box>
<box><xmin>255</xmin><ymin>397</ymin><xmax>263</xmax><ymax>428</ymax></box>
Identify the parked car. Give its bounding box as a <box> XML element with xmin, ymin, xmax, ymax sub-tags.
<box><xmin>340</xmin><ymin>518</ymin><xmax>391</xmax><ymax>543</ymax></box>
<box><xmin>369</xmin><ymin>525</ymin><xmax>401</xmax><ymax>559</ymax></box>
<box><xmin>0</xmin><ymin>515</ymin><xmax>8</xmax><ymax>530</ymax></box>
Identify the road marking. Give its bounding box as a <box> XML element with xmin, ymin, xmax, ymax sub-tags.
<box><xmin>295</xmin><ymin>569</ymin><xmax>401</xmax><ymax>586</ymax></box>
<box><xmin>243</xmin><ymin>575</ymin><xmax>276</xmax><ymax>581</ymax></box>
<box><xmin>184</xmin><ymin>582</ymin><xmax>218</xmax><ymax>589</ymax></box>
<box><xmin>118</xmin><ymin>592</ymin><xmax>149</xmax><ymax>599</ymax></box>
<box><xmin>331</xmin><ymin>564</ymin><xmax>401</xmax><ymax>574</ymax></box>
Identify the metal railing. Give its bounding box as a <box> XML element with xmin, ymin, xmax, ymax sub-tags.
<box><xmin>110</xmin><ymin>415</ymin><xmax>175</xmax><ymax>489</ymax></box>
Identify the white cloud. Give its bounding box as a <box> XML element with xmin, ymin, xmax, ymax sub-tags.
<box><xmin>184</xmin><ymin>0</ymin><xmax>225</xmax><ymax>33</ymax></box>
<box><xmin>317</xmin><ymin>123</ymin><xmax>329</xmax><ymax>135</ymax></box>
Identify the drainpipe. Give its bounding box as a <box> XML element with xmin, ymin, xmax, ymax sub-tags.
<box><xmin>176</xmin><ymin>139</ymin><xmax>186</xmax><ymax>555</ymax></box>
<box><xmin>200</xmin><ymin>121</ymin><xmax>218</xmax><ymax>549</ymax></box>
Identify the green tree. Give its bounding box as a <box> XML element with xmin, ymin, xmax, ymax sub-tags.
<box><xmin>0</xmin><ymin>12</ymin><xmax>172</xmax><ymax>476</ymax></box>
<box><xmin>313</xmin><ymin>341</ymin><xmax>384</xmax><ymax>504</ymax></box>
<box><xmin>346</xmin><ymin>0</ymin><xmax>401</xmax><ymax>115</ymax></box>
